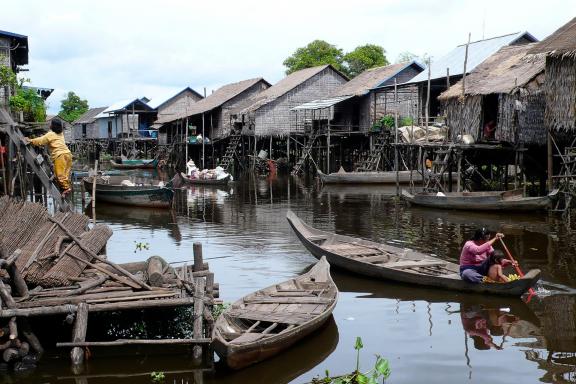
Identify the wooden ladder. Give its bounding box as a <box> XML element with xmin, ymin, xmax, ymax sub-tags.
<box><xmin>291</xmin><ymin>130</ymin><xmax>320</xmax><ymax>175</ymax></box>
<box><xmin>424</xmin><ymin>145</ymin><xmax>453</xmax><ymax>192</ymax></box>
<box><xmin>218</xmin><ymin>135</ymin><xmax>242</xmax><ymax>171</ymax></box>
<box><xmin>356</xmin><ymin>130</ymin><xmax>390</xmax><ymax>172</ymax></box>
<box><xmin>0</xmin><ymin>108</ymin><xmax>69</xmax><ymax>212</ymax></box>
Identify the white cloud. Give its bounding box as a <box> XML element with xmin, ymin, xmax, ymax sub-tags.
<box><xmin>1</xmin><ymin>0</ymin><xmax>574</xmax><ymax>114</ymax></box>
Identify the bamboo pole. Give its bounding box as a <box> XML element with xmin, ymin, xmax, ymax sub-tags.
<box><xmin>394</xmin><ymin>79</ymin><xmax>400</xmax><ymax>196</ymax></box>
<box><xmin>462</xmin><ymin>33</ymin><xmax>471</xmax><ymax>99</ymax></box>
<box><xmin>425</xmin><ymin>57</ymin><xmax>431</xmax><ymax>141</ymax></box>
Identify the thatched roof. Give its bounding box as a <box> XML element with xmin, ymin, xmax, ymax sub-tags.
<box><xmin>409</xmin><ymin>31</ymin><xmax>537</xmax><ymax>84</ymax></box>
<box><xmin>530</xmin><ymin>17</ymin><xmax>576</xmax><ymax>56</ymax></box>
<box><xmin>239</xmin><ymin>65</ymin><xmax>348</xmax><ymax>113</ymax></box>
<box><xmin>332</xmin><ymin>62</ymin><xmax>421</xmax><ymax>97</ymax></box>
<box><xmin>155</xmin><ymin>78</ymin><xmax>269</xmax><ymax>124</ymax></box>
<box><xmin>73</xmin><ymin>107</ymin><xmax>107</xmax><ymax>125</ymax></box>
<box><xmin>439</xmin><ymin>43</ymin><xmax>545</xmax><ymax>100</ymax></box>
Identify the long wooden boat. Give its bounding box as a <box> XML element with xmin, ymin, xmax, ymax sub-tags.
<box><xmin>317</xmin><ymin>169</ymin><xmax>458</xmax><ymax>184</ymax></box>
<box><xmin>401</xmin><ymin>189</ymin><xmax>558</xmax><ymax>211</ymax></box>
<box><xmin>212</xmin><ymin>256</ymin><xmax>338</xmax><ymax>370</ymax></box>
<box><xmin>83</xmin><ymin>176</ymin><xmax>173</xmax><ymax>208</ymax></box>
<box><xmin>177</xmin><ymin>172</ymin><xmax>231</xmax><ymax>186</ymax></box>
<box><xmin>286</xmin><ymin>211</ymin><xmax>540</xmax><ymax>296</ymax></box>
<box><xmin>109</xmin><ymin>158</ymin><xmax>158</xmax><ymax>170</ymax></box>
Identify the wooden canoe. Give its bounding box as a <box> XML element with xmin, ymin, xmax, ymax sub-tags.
<box><xmin>109</xmin><ymin>158</ymin><xmax>158</xmax><ymax>170</ymax></box>
<box><xmin>286</xmin><ymin>210</ymin><xmax>540</xmax><ymax>296</ymax></box>
<box><xmin>177</xmin><ymin>172</ymin><xmax>231</xmax><ymax>186</ymax></box>
<box><xmin>317</xmin><ymin>169</ymin><xmax>458</xmax><ymax>184</ymax></box>
<box><xmin>401</xmin><ymin>189</ymin><xmax>558</xmax><ymax>211</ymax></box>
<box><xmin>212</xmin><ymin>256</ymin><xmax>338</xmax><ymax>370</ymax></box>
<box><xmin>83</xmin><ymin>176</ymin><xmax>174</xmax><ymax>208</ymax></box>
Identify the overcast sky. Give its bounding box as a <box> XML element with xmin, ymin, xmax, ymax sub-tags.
<box><xmin>2</xmin><ymin>0</ymin><xmax>575</xmax><ymax>114</ymax></box>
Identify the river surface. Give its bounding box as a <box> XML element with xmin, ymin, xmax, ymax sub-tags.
<box><xmin>10</xmin><ymin>172</ymin><xmax>576</xmax><ymax>384</ymax></box>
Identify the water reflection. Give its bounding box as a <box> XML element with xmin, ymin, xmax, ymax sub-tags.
<box><xmin>24</xmin><ymin>172</ymin><xmax>576</xmax><ymax>384</ymax></box>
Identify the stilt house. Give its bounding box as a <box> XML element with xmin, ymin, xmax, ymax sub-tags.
<box><xmin>372</xmin><ymin>32</ymin><xmax>537</xmax><ymax>125</ymax></box>
<box><xmin>154</xmin><ymin>78</ymin><xmax>270</xmax><ymax>145</ymax></box>
<box><xmin>529</xmin><ymin>17</ymin><xmax>576</xmax><ymax>132</ymax></box>
<box><xmin>0</xmin><ymin>30</ymin><xmax>28</xmax><ymax>108</ymax></box>
<box><xmin>292</xmin><ymin>62</ymin><xmax>424</xmax><ymax>134</ymax></box>
<box><xmin>72</xmin><ymin>107</ymin><xmax>108</xmax><ymax>140</ymax></box>
<box><xmin>149</xmin><ymin>87</ymin><xmax>203</xmax><ymax>133</ymax></box>
<box><xmin>438</xmin><ymin>43</ymin><xmax>546</xmax><ymax>145</ymax></box>
<box><xmin>234</xmin><ymin>65</ymin><xmax>348</xmax><ymax>137</ymax></box>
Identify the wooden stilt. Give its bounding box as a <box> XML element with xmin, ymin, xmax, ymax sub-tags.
<box><xmin>70</xmin><ymin>302</ymin><xmax>88</xmax><ymax>365</ymax></box>
<box><xmin>193</xmin><ymin>277</ymin><xmax>206</xmax><ymax>361</ymax></box>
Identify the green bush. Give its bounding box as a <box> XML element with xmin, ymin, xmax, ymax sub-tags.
<box><xmin>399</xmin><ymin>116</ymin><xmax>414</xmax><ymax>127</ymax></box>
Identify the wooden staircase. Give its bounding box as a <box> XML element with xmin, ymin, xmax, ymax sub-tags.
<box><xmin>291</xmin><ymin>130</ymin><xmax>320</xmax><ymax>175</ymax></box>
<box><xmin>0</xmin><ymin>108</ymin><xmax>69</xmax><ymax>212</ymax></box>
<box><xmin>424</xmin><ymin>146</ymin><xmax>453</xmax><ymax>192</ymax></box>
<box><xmin>356</xmin><ymin>130</ymin><xmax>390</xmax><ymax>172</ymax></box>
<box><xmin>218</xmin><ymin>135</ymin><xmax>241</xmax><ymax>171</ymax></box>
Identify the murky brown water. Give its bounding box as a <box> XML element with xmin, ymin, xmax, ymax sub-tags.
<box><xmin>8</xmin><ymin>173</ymin><xmax>576</xmax><ymax>383</ymax></box>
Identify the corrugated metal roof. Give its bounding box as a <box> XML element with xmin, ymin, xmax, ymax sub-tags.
<box><xmin>408</xmin><ymin>32</ymin><xmax>537</xmax><ymax>84</ymax></box>
<box><xmin>439</xmin><ymin>43</ymin><xmax>545</xmax><ymax>100</ymax></box>
<box><xmin>292</xmin><ymin>95</ymin><xmax>355</xmax><ymax>110</ymax></box>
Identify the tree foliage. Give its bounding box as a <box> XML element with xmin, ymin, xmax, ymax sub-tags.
<box><xmin>396</xmin><ymin>51</ymin><xmax>430</xmax><ymax>65</ymax></box>
<box><xmin>10</xmin><ymin>88</ymin><xmax>46</xmax><ymax>122</ymax></box>
<box><xmin>343</xmin><ymin>44</ymin><xmax>389</xmax><ymax>78</ymax></box>
<box><xmin>283</xmin><ymin>41</ymin><xmax>389</xmax><ymax>78</ymax></box>
<box><xmin>283</xmin><ymin>40</ymin><xmax>345</xmax><ymax>75</ymax></box>
<box><xmin>59</xmin><ymin>91</ymin><xmax>89</xmax><ymax>122</ymax></box>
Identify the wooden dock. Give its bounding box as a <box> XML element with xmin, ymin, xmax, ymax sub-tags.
<box><xmin>0</xmin><ymin>196</ymin><xmax>219</xmax><ymax>368</ymax></box>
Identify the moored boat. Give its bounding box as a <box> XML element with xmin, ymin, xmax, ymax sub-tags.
<box><xmin>177</xmin><ymin>172</ymin><xmax>231</xmax><ymax>186</ymax></box>
<box><xmin>401</xmin><ymin>189</ymin><xmax>558</xmax><ymax>211</ymax></box>
<box><xmin>286</xmin><ymin>211</ymin><xmax>540</xmax><ymax>296</ymax></box>
<box><xmin>212</xmin><ymin>256</ymin><xmax>338</xmax><ymax>369</ymax></box>
<box><xmin>83</xmin><ymin>176</ymin><xmax>173</xmax><ymax>208</ymax></box>
<box><xmin>109</xmin><ymin>158</ymin><xmax>158</xmax><ymax>170</ymax></box>
<box><xmin>317</xmin><ymin>168</ymin><xmax>458</xmax><ymax>184</ymax></box>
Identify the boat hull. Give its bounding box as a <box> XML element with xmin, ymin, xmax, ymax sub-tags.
<box><xmin>109</xmin><ymin>159</ymin><xmax>158</xmax><ymax>170</ymax></box>
<box><xmin>212</xmin><ymin>257</ymin><xmax>337</xmax><ymax>370</ymax></box>
<box><xmin>318</xmin><ymin>170</ymin><xmax>458</xmax><ymax>184</ymax></box>
<box><xmin>83</xmin><ymin>178</ymin><xmax>173</xmax><ymax>208</ymax></box>
<box><xmin>178</xmin><ymin>172</ymin><xmax>231</xmax><ymax>186</ymax></box>
<box><xmin>286</xmin><ymin>211</ymin><xmax>539</xmax><ymax>296</ymax></box>
<box><xmin>401</xmin><ymin>189</ymin><xmax>556</xmax><ymax>211</ymax></box>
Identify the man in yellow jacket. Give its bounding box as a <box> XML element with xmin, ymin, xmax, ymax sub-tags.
<box><xmin>25</xmin><ymin>120</ymin><xmax>73</xmax><ymax>197</ymax></box>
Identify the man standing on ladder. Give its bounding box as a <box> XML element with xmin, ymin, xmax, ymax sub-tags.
<box><xmin>24</xmin><ymin>120</ymin><xmax>73</xmax><ymax>197</ymax></box>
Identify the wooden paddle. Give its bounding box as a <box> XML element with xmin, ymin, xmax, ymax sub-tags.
<box><xmin>499</xmin><ymin>238</ymin><xmax>535</xmax><ymax>295</ymax></box>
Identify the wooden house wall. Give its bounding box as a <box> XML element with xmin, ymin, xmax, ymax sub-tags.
<box><xmin>544</xmin><ymin>56</ymin><xmax>576</xmax><ymax>132</ymax></box>
<box><xmin>496</xmin><ymin>94</ymin><xmax>516</xmax><ymax>143</ymax></box>
<box><xmin>156</xmin><ymin>91</ymin><xmax>202</xmax><ymax>125</ymax></box>
<box><xmin>379</xmin><ymin>65</ymin><xmax>422</xmax><ymax>87</ymax></box>
<box><xmin>0</xmin><ymin>37</ymin><xmax>11</xmax><ymax>108</ymax></box>
<box><xmin>518</xmin><ymin>91</ymin><xmax>546</xmax><ymax>145</ymax></box>
<box><xmin>216</xmin><ymin>80</ymin><xmax>270</xmax><ymax>138</ymax></box>
<box><xmin>445</xmin><ymin>96</ymin><xmax>482</xmax><ymax>141</ymax></box>
<box><xmin>373</xmin><ymin>85</ymin><xmax>420</xmax><ymax>123</ymax></box>
<box><xmin>252</xmin><ymin>68</ymin><xmax>347</xmax><ymax>137</ymax></box>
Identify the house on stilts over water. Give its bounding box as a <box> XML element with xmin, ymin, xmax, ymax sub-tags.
<box><xmin>429</xmin><ymin>42</ymin><xmax>547</xmax><ymax>194</ymax></box>
<box><xmin>528</xmin><ymin>16</ymin><xmax>576</xmax><ymax>212</ymax></box>
<box><xmin>153</xmin><ymin>78</ymin><xmax>271</xmax><ymax>170</ymax></box>
<box><xmin>231</xmin><ymin>65</ymin><xmax>348</xmax><ymax>172</ymax></box>
<box><xmin>290</xmin><ymin>61</ymin><xmax>424</xmax><ymax>174</ymax></box>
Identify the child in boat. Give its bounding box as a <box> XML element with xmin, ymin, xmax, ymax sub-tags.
<box><xmin>459</xmin><ymin>228</ymin><xmax>505</xmax><ymax>283</ymax></box>
<box><xmin>25</xmin><ymin>120</ymin><xmax>73</xmax><ymax>197</ymax></box>
<box><xmin>487</xmin><ymin>250</ymin><xmax>510</xmax><ymax>283</ymax></box>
